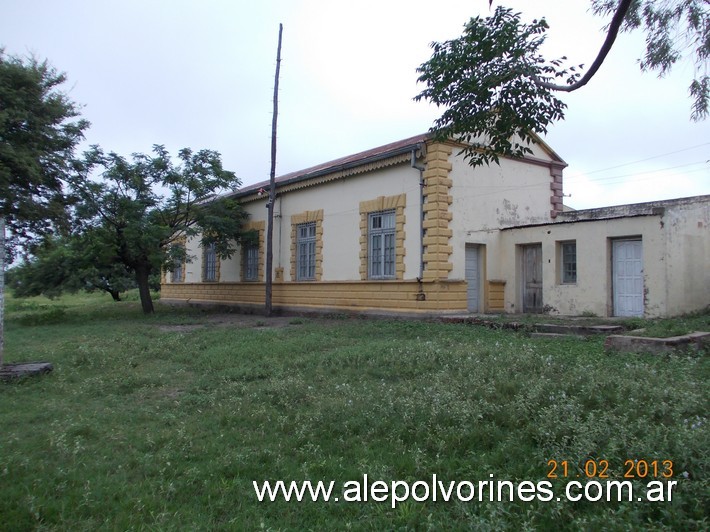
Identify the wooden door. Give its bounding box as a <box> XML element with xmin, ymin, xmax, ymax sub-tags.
<box><xmin>522</xmin><ymin>244</ymin><xmax>543</xmax><ymax>313</ymax></box>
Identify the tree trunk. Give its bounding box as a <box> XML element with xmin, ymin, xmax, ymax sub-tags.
<box><xmin>89</xmin><ymin>281</ymin><xmax>122</xmax><ymax>302</ymax></box>
<box><xmin>135</xmin><ymin>265</ymin><xmax>154</xmax><ymax>314</ymax></box>
<box><xmin>0</xmin><ymin>218</ymin><xmax>5</xmax><ymax>367</ymax></box>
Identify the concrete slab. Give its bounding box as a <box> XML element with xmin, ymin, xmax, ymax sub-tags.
<box><xmin>0</xmin><ymin>362</ymin><xmax>54</xmax><ymax>382</ymax></box>
<box><xmin>604</xmin><ymin>331</ymin><xmax>710</xmax><ymax>355</ymax></box>
<box><xmin>536</xmin><ymin>323</ymin><xmax>625</xmax><ymax>335</ymax></box>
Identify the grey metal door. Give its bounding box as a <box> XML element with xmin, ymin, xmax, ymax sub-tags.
<box><xmin>522</xmin><ymin>244</ymin><xmax>543</xmax><ymax>313</ymax></box>
<box><xmin>465</xmin><ymin>245</ymin><xmax>480</xmax><ymax>312</ymax></box>
<box><xmin>613</xmin><ymin>239</ymin><xmax>644</xmax><ymax>317</ymax></box>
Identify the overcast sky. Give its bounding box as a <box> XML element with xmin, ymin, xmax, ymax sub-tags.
<box><xmin>2</xmin><ymin>0</ymin><xmax>708</xmax><ymax>209</ymax></box>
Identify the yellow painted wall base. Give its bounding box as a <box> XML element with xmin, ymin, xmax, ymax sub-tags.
<box><xmin>487</xmin><ymin>280</ymin><xmax>506</xmax><ymax>312</ymax></box>
<box><xmin>161</xmin><ymin>280</ymin><xmax>468</xmax><ymax>315</ymax></box>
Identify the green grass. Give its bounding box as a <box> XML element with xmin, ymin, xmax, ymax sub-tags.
<box><xmin>1</xmin><ymin>292</ymin><xmax>708</xmax><ymax>530</ymax></box>
<box><xmin>621</xmin><ymin>310</ymin><xmax>710</xmax><ymax>338</ymax></box>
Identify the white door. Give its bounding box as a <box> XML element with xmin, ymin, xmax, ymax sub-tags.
<box><xmin>465</xmin><ymin>245</ymin><xmax>480</xmax><ymax>312</ymax></box>
<box><xmin>613</xmin><ymin>239</ymin><xmax>644</xmax><ymax>317</ymax></box>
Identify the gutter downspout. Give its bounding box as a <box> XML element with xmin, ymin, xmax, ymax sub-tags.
<box><xmin>277</xmin><ymin>195</ymin><xmax>283</xmax><ymax>274</ymax></box>
<box><xmin>411</xmin><ymin>146</ymin><xmax>426</xmax><ymax>282</ymax></box>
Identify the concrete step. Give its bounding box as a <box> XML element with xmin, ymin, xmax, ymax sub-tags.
<box><xmin>605</xmin><ymin>331</ymin><xmax>710</xmax><ymax>355</ymax></box>
<box><xmin>535</xmin><ymin>323</ymin><xmax>625</xmax><ymax>335</ymax></box>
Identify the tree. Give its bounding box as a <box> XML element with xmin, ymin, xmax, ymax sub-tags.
<box><xmin>0</xmin><ymin>51</ymin><xmax>89</xmax><ymax>366</ymax></box>
<box><xmin>591</xmin><ymin>0</ymin><xmax>709</xmax><ymax>121</ymax></box>
<box><xmin>415</xmin><ymin>1</ymin><xmax>709</xmax><ymax>166</ymax></box>
<box><xmin>8</xmin><ymin>234</ymin><xmax>137</xmax><ymax>302</ymax></box>
<box><xmin>70</xmin><ymin>145</ymin><xmax>248</xmax><ymax>314</ymax></box>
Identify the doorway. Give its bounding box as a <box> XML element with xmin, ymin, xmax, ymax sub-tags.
<box><xmin>612</xmin><ymin>239</ymin><xmax>644</xmax><ymax>317</ymax></box>
<box><xmin>465</xmin><ymin>244</ymin><xmax>481</xmax><ymax>312</ymax></box>
<box><xmin>522</xmin><ymin>244</ymin><xmax>543</xmax><ymax>313</ymax></box>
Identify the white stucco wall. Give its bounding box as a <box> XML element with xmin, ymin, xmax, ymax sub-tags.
<box><xmin>449</xmin><ymin>154</ymin><xmax>557</xmax><ymax>280</ymax></box>
<box><xmin>239</xmin><ymin>161</ymin><xmax>423</xmax><ymax>282</ymax></box>
<box><xmin>218</xmin><ymin>249</ymin><xmax>241</xmax><ymax>282</ymax></box>
<box><xmin>172</xmin><ymin>233</ymin><xmax>242</xmax><ymax>283</ymax></box>
<box><xmin>662</xmin><ymin>198</ymin><xmax>710</xmax><ymax>315</ymax></box>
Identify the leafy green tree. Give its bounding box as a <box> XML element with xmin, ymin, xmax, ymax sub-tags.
<box><xmin>415</xmin><ymin>1</ymin><xmax>709</xmax><ymax>166</ymax></box>
<box><xmin>70</xmin><ymin>145</ymin><xmax>248</xmax><ymax>314</ymax></box>
<box><xmin>0</xmin><ymin>51</ymin><xmax>89</xmax><ymax>366</ymax></box>
<box><xmin>8</xmin><ymin>234</ymin><xmax>136</xmax><ymax>302</ymax></box>
<box><xmin>591</xmin><ymin>0</ymin><xmax>709</xmax><ymax>122</ymax></box>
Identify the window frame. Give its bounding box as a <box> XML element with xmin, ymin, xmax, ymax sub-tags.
<box><xmin>203</xmin><ymin>242</ymin><xmax>218</xmax><ymax>282</ymax></box>
<box><xmin>560</xmin><ymin>240</ymin><xmax>577</xmax><ymax>284</ymax></box>
<box><xmin>171</xmin><ymin>243</ymin><xmax>185</xmax><ymax>283</ymax></box>
<box><xmin>243</xmin><ymin>244</ymin><xmax>260</xmax><ymax>282</ymax></box>
<box><xmin>368</xmin><ymin>210</ymin><xmax>396</xmax><ymax>280</ymax></box>
<box><xmin>296</xmin><ymin>222</ymin><xmax>317</xmax><ymax>281</ymax></box>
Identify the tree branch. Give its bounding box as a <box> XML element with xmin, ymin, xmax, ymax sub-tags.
<box><xmin>536</xmin><ymin>0</ymin><xmax>633</xmax><ymax>92</ymax></box>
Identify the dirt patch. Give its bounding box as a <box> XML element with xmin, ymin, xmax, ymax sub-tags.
<box><xmin>157</xmin><ymin>313</ymin><xmax>296</xmax><ymax>332</ymax></box>
<box><xmin>157</xmin><ymin>324</ymin><xmax>205</xmax><ymax>333</ymax></box>
<box><xmin>208</xmin><ymin>314</ymin><xmax>294</xmax><ymax>328</ymax></box>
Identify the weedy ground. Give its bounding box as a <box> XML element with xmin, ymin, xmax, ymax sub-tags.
<box><xmin>1</xmin><ymin>292</ymin><xmax>708</xmax><ymax>530</ymax></box>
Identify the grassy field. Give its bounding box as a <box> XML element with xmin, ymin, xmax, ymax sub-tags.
<box><xmin>1</xmin><ymin>292</ymin><xmax>708</xmax><ymax>530</ymax></box>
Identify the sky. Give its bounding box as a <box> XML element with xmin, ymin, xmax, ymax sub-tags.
<box><xmin>2</xmin><ymin>0</ymin><xmax>708</xmax><ymax>210</ymax></box>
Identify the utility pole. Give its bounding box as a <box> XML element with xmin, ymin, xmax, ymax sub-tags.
<box><xmin>265</xmin><ymin>23</ymin><xmax>283</xmax><ymax>317</ymax></box>
<box><xmin>0</xmin><ymin>218</ymin><xmax>5</xmax><ymax>367</ymax></box>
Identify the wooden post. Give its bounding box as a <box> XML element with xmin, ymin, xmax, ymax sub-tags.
<box><xmin>0</xmin><ymin>218</ymin><xmax>4</xmax><ymax>367</ymax></box>
<box><xmin>265</xmin><ymin>23</ymin><xmax>283</xmax><ymax>317</ymax></box>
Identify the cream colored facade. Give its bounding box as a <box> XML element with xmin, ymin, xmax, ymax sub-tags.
<box><xmin>162</xmin><ymin>134</ymin><xmax>709</xmax><ymax>318</ymax></box>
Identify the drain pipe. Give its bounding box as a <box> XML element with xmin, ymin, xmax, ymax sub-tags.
<box><xmin>411</xmin><ymin>146</ymin><xmax>426</xmax><ymax>282</ymax></box>
<box><xmin>276</xmin><ymin>195</ymin><xmax>283</xmax><ymax>271</ymax></box>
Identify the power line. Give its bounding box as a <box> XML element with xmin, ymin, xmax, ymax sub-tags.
<box><xmin>565</xmin><ymin>142</ymin><xmax>710</xmax><ymax>181</ymax></box>
<box><xmin>572</xmin><ymin>166</ymin><xmax>710</xmax><ymax>188</ymax></box>
<box><xmin>575</xmin><ymin>160</ymin><xmax>709</xmax><ymax>184</ymax></box>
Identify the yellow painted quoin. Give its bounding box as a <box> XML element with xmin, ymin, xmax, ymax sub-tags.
<box><xmin>422</xmin><ymin>141</ymin><xmax>454</xmax><ymax>281</ymax></box>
